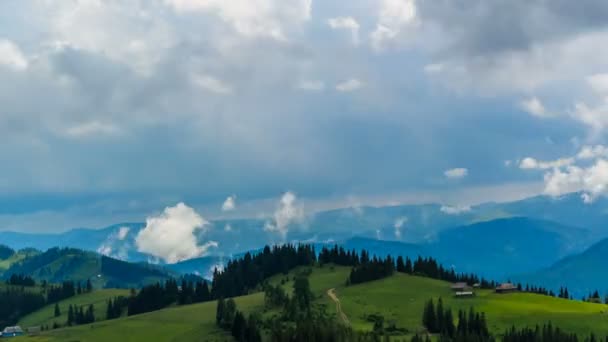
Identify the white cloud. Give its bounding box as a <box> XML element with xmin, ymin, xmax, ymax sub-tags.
<box><xmin>569</xmin><ymin>74</ymin><xmax>608</xmax><ymax>134</ymax></box>
<box><xmin>393</xmin><ymin>216</ymin><xmax>407</xmax><ymax>238</ymax></box>
<box><xmin>0</xmin><ymin>39</ymin><xmax>28</xmax><ymax>70</ymax></box>
<box><xmin>504</xmin><ymin>160</ymin><xmax>513</xmax><ymax>167</ymax></box>
<box><xmin>520</xmin><ymin>97</ymin><xmax>551</xmax><ymax>118</ymax></box>
<box><xmin>192</xmin><ymin>75</ymin><xmax>233</xmax><ymax>94</ymax></box>
<box><xmin>135</xmin><ymin>203</ymin><xmax>218</xmax><ymax>263</ymax></box>
<box><xmin>44</xmin><ymin>1</ymin><xmax>174</xmax><ymax>74</ymax></box>
<box><xmin>519</xmin><ymin>157</ymin><xmax>574</xmax><ymax>170</ymax></box>
<box><xmin>587</xmin><ymin>73</ymin><xmax>608</xmax><ymax>95</ymax></box>
<box><xmin>264</xmin><ymin>191</ymin><xmax>303</xmax><ymax>239</ymax></box>
<box><xmin>97</xmin><ymin>226</ymin><xmax>131</xmax><ymax>260</ymax></box>
<box><xmin>328</xmin><ymin>17</ymin><xmax>360</xmax><ymax>45</ymax></box>
<box><xmin>64</xmin><ymin>121</ymin><xmax>122</xmax><ymax>139</ymax></box>
<box><xmin>371</xmin><ymin>0</ymin><xmax>417</xmax><ymax>51</ymax></box>
<box><xmin>444</xmin><ymin>168</ymin><xmax>468</xmax><ymax>179</ymax></box>
<box><xmin>221</xmin><ymin>195</ymin><xmax>236</xmax><ymax>211</ymax></box>
<box><xmin>522</xmin><ymin>145</ymin><xmax>608</xmax><ymax>203</ymax></box>
<box><xmin>116</xmin><ymin>226</ymin><xmax>130</xmax><ymax>240</ymax></box>
<box><xmin>424</xmin><ymin>63</ymin><xmax>443</xmax><ymax>74</ymax></box>
<box><xmin>164</xmin><ymin>0</ymin><xmax>312</xmax><ymax>40</ymax></box>
<box><xmin>440</xmin><ymin>205</ymin><xmax>471</xmax><ymax>215</ymax></box>
<box><xmin>297</xmin><ymin>80</ymin><xmax>325</xmax><ymax>91</ymax></box>
<box><xmin>577</xmin><ymin>145</ymin><xmax>608</xmax><ymax>160</ymax></box>
<box><xmin>336</xmin><ymin>78</ymin><xmax>363</xmax><ymax>92</ymax></box>
<box><xmin>543</xmin><ymin>160</ymin><xmax>608</xmax><ymax>203</ymax></box>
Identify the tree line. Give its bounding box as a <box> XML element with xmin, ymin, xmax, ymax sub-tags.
<box><xmin>67</xmin><ymin>304</ymin><xmax>95</xmax><ymax>326</ymax></box>
<box><xmin>501</xmin><ymin>323</ymin><xmax>608</xmax><ymax>342</ymax></box>
<box><xmin>6</xmin><ymin>274</ymin><xmax>36</xmax><ymax>287</ymax></box>
<box><xmin>422</xmin><ymin>298</ymin><xmax>492</xmax><ymax>342</ymax></box>
<box><xmin>0</xmin><ymin>279</ymin><xmax>80</xmax><ymax>327</ymax></box>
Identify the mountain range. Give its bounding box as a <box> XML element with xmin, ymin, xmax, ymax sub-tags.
<box><xmin>0</xmin><ymin>191</ymin><xmax>605</xmax><ymax>295</ymax></box>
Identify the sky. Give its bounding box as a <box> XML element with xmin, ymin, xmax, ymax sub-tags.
<box><xmin>1</xmin><ymin>0</ymin><xmax>608</xmax><ymax>232</ymax></box>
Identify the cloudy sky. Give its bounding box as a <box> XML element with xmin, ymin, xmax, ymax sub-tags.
<box><xmin>1</xmin><ymin>0</ymin><xmax>608</xmax><ymax>232</ymax></box>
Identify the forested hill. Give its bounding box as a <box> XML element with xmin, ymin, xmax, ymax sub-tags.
<box><xmin>2</xmin><ymin>247</ymin><xmax>174</xmax><ymax>288</ymax></box>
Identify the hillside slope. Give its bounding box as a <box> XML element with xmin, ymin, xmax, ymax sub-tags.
<box><xmin>516</xmin><ymin>237</ymin><xmax>608</xmax><ymax>298</ymax></box>
<box><xmin>22</xmin><ymin>265</ymin><xmax>608</xmax><ymax>341</ymax></box>
<box><xmin>3</xmin><ymin>248</ymin><xmax>173</xmax><ymax>288</ymax></box>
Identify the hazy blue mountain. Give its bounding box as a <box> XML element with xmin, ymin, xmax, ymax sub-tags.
<box><xmin>428</xmin><ymin>217</ymin><xmax>590</xmax><ymax>279</ymax></box>
<box><xmin>515</xmin><ymin>237</ymin><xmax>608</xmax><ymax>299</ymax></box>
<box><xmin>0</xmin><ymin>192</ymin><xmax>604</xmax><ymax>269</ymax></box>
<box><xmin>325</xmin><ymin>218</ymin><xmax>590</xmax><ymax>280</ymax></box>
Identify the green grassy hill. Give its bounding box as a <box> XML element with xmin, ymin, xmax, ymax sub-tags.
<box><xmin>15</xmin><ymin>265</ymin><xmax>608</xmax><ymax>341</ymax></box>
<box><xmin>18</xmin><ymin>289</ymin><xmax>131</xmax><ymax>329</ymax></box>
<box><xmin>4</xmin><ymin>248</ymin><xmax>173</xmax><ymax>288</ymax></box>
<box><xmin>0</xmin><ymin>248</ymin><xmax>40</xmax><ymax>273</ymax></box>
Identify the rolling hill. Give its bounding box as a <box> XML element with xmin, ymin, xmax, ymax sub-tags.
<box><xmin>18</xmin><ymin>288</ymin><xmax>131</xmax><ymax>329</ymax></box>
<box><xmin>2</xmin><ymin>247</ymin><xmax>174</xmax><ymax>288</ymax></box>
<box><xmin>15</xmin><ymin>265</ymin><xmax>608</xmax><ymax>341</ymax></box>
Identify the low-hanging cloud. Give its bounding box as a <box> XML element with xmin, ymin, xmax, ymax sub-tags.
<box><xmin>136</xmin><ymin>203</ymin><xmax>218</xmax><ymax>263</ymax></box>
<box><xmin>521</xmin><ymin>145</ymin><xmax>608</xmax><ymax>203</ymax></box>
<box><xmin>221</xmin><ymin>195</ymin><xmax>236</xmax><ymax>211</ymax></box>
<box><xmin>264</xmin><ymin>191</ymin><xmax>304</xmax><ymax>240</ymax></box>
<box><xmin>97</xmin><ymin>226</ymin><xmax>131</xmax><ymax>260</ymax></box>
<box><xmin>393</xmin><ymin>216</ymin><xmax>407</xmax><ymax>238</ymax></box>
<box><xmin>440</xmin><ymin>205</ymin><xmax>471</xmax><ymax>215</ymax></box>
<box><xmin>444</xmin><ymin>168</ymin><xmax>468</xmax><ymax>179</ymax></box>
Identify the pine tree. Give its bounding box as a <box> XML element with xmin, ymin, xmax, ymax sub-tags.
<box><xmin>396</xmin><ymin>256</ymin><xmax>406</xmax><ymax>273</ymax></box>
<box><xmin>54</xmin><ymin>303</ymin><xmax>61</xmax><ymax>317</ymax></box>
<box><xmin>67</xmin><ymin>305</ymin><xmax>74</xmax><ymax>326</ymax></box>
<box><xmin>405</xmin><ymin>257</ymin><xmax>413</xmax><ymax>274</ymax></box>
<box><xmin>436</xmin><ymin>297</ymin><xmax>444</xmax><ymax>333</ymax></box>
<box><xmin>216</xmin><ymin>298</ymin><xmax>225</xmax><ymax>326</ymax></box>
<box><xmin>231</xmin><ymin>311</ymin><xmax>246</xmax><ymax>341</ymax></box>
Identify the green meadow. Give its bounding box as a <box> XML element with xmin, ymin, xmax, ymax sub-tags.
<box><xmin>18</xmin><ymin>289</ymin><xmax>131</xmax><ymax>329</ymax></box>
<box><xmin>15</xmin><ymin>265</ymin><xmax>608</xmax><ymax>341</ymax></box>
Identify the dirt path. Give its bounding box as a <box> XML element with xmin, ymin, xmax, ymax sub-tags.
<box><xmin>327</xmin><ymin>288</ymin><xmax>350</xmax><ymax>325</ymax></box>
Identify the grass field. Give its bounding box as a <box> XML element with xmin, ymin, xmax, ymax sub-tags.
<box><xmin>15</xmin><ymin>292</ymin><xmax>265</xmax><ymax>342</ymax></box>
<box><xmin>13</xmin><ymin>265</ymin><xmax>608</xmax><ymax>341</ymax></box>
<box><xmin>335</xmin><ymin>272</ymin><xmax>608</xmax><ymax>337</ymax></box>
<box><xmin>18</xmin><ymin>289</ymin><xmax>131</xmax><ymax>329</ymax></box>
<box><xmin>0</xmin><ymin>251</ymin><xmax>33</xmax><ymax>271</ymax></box>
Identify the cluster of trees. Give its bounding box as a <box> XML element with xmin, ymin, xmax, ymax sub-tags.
<box><xmin>0</xmin><ymin>244</ymin><xmax>15</xmax><ymax>259</ymax></box>
<box><xmin>216</xmin><ymin>298</ymin><xmax>262</xmax><ymax>342</ymax></box>
<box><xmin>557</xmin><ymin>287</ymin><xmax>572</xmax><ymax>299</ymax></box>
<box><xmin>7</xmin><ymin>274</ymin><xmax>36</xmax><ymax>286</ymax></box>
<box><xmin>126</xmin><ymin>278</ymin><xmax>213</xmax><ymax>316</ymax></box>
<box><xmin>263</xmin><ymin>283</ymin><xmax>288</xmax><ymax>308</ymax></box>
<box><xmin>404</xmin><ymin>256</ymin><xmax>496</xmax><ymax>290</ymax></box>
<box><xmin>348</xmin><ymin>255</ymin><xmax>395</xmax><ymax>285</ymax></box>
<box><xmin>519</xmin><ymin>283</ymin><xmax>555</xmax><ymax>297</ymax></box>
<box><xmin>212</xmin><ymin>244</ymin><xmax>317</xmax><ymax>299</ymax></box>
<box><xmin>0</xmin><ymin>288</ymin><xmax>46</xmax><ymax>327</ymax></box>
<box><xmin>501</xmin><ymin>323</ymin><xmax>607</xmax><ymax>342</ymax></box>
<box><xmin>47</xmin><ymin>281</ymin><xmax>78</xmax><ymax>303</ymax></box>
<box><xmin>582</xmin><ymin>290</ymin><xmax>608</xmax><ymax>304</ymax></box>
<box><xmin>1</xmin><ymin>279</ymin><xmax>82</xmax><ymax>327</ymax></box>
<box><xmin>178</xmin><ymin>279</ymin><xmax>211</xmax><ymax>305</ymax></box>
<box><xmin>67</xmin><ymin>304</ymin><xmax>95</xmax><ymax>326</ymax></box>
<box><xmin>106</xmin><ymin>296</ymin><xmax>129</xmax><ymax>320</ymax></box>
<box><xmin>422</xmin><ymin>298</ymin><xmax>491</xmax><ymax>342</ymax></box>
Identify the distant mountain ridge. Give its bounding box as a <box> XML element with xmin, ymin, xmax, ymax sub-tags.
<box><xmin>0</xmin><ymin>247</ymin><xmax>174</xmax><ymax>288</ymax></box>
<box><xmin>0</xmin><ymin>191</ymin><xmax>604</xmax><ymax>270</ymax></box>
<box><xmin>515</xmin><ymin>237</ymin><xmax>608</xmax><ymax>298</ymax></box>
